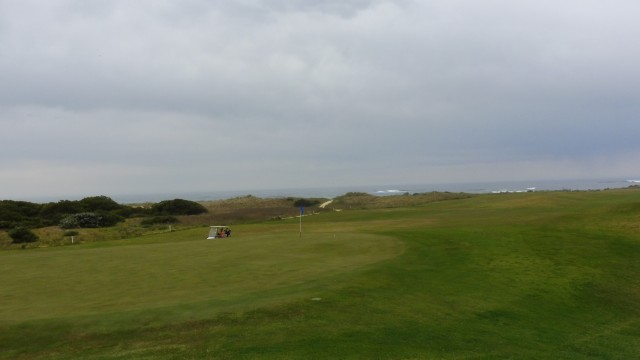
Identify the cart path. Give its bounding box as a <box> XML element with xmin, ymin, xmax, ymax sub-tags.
<box><xmin>319</xmin><ymin>200</ymin><xmax>333</xmax><ymax>208</ymax></box>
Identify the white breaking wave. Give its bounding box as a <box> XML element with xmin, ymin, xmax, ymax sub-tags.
<box><xmin>375</xmin><ymin>189</ymin><xmax>409</xmax><ymax>194</ymax></box>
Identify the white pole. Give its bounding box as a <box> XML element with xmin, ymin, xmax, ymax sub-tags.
<box><xmin>299</xmin><ymin>207</ymin><xmax>303</xmax><ymax>237</ymax></box>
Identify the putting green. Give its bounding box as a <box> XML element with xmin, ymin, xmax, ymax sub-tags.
<box><xmin>0</xmin><ymin>230</ymin><xmax>403</xmax><ymax>322</ymax></box>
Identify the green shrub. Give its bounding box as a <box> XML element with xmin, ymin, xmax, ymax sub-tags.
<box><xmin>39</xmin><ymin>200</ymin><xmax>84</xmax><ymax>222</ymax></box>
<box><xmin>79</xmin><ymin>196</ymin><xmax>123</xmax><ymax>212</ymax></box>
<box><xmin>8</xmin><ymin>227</ymin><xmax>39</xmax><ymax>244</ymax></box>
<box><xmin>293</xmin><ymin>198</ymin><xmax>321</xmax><ymax>207</ymax></box>
<box><xmin>151</xmin><ymin>199</ymin><xmax>207</xmax><ymax>215</ymax></box>
<box><xmin>0</xmin><ymin>200</ymin><xmax>42</xmax><ymax>228</ymax></box>
<box><xmin>59</xmin><ymin>212</ymin><xmax>123</xmax><ymax>229</ymax></box>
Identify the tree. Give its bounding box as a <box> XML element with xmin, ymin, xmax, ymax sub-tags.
<box><xmin>8</xmin><ymin>227</ymin><xmax>39</xmax><ymax>244</ymax></box>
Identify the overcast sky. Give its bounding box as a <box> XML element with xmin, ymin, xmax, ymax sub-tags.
<box><xmin>1</xmin><ymin>0</ymin><xmax>639</xmax><ymax>200</ymax></box>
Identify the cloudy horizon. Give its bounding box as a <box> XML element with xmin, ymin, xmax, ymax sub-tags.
<box><xmin>2</xmin><ymin>0</ymin><xmax>639</xmax><ymax>201</ymax></box>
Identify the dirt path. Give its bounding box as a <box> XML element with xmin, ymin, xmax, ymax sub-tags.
<box><xmin>319</xmin><ymin>200</ymin><xmax>333</xmax><ymax>208</ymax></box>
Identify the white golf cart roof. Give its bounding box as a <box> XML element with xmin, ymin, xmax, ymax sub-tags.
<box><xmin>207</xmin><ymin>226</ymin><xmax>230</xmax><ymax>239</ymax></box>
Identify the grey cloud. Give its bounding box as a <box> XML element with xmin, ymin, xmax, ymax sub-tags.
<box><xmin>1</xmin><ymin>0</ymin><xmax>639</xmax><ymax>198</ymax></box>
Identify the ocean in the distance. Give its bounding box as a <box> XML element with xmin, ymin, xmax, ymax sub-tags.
<box><xmin>107</xmin><ymin>178</ymin><xmax>639</xmax><ymax>204</ymax></box>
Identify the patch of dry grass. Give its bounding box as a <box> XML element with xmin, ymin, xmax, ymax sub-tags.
<box><xmin>331</xmin><ymin>191</ymin><xmax>473</xmax><ymax>209</ymax></box>
<box><xmin>181</xmin><ymin>195</ymin><xmax>327</xmax><ymax>226</ymax></box>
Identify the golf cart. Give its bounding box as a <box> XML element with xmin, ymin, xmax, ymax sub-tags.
<box><xmin>207</xmin><ymin>226</ymin><xmax>231</xmax><ymax>239</ymax></box>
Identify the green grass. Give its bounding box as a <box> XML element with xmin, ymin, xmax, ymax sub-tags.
<box><xmin>1</xmin><ymin>189</ymin><xmax>640</xmax><ymax>359</ymax></box>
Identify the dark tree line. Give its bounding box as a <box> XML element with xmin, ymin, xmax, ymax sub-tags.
<box><xmin>0</xmin><ymin>196</ymin><xmax>208</xmax><ymax>230</ymax></box>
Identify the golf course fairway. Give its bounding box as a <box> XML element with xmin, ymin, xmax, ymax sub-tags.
<box><xmin>1</xmin><ymin>189</ymin><xmax>640</xmax><ymax>359</ymax></box>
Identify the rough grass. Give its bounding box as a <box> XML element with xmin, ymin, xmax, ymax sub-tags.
<box><xmin>179</xmin><ymin>195</ymin><xmax>320</xmax><ymax>226</ymax></box>
<box><xmin>2</xmin><ymin>189</ymin><xmax>640</xmax><ymax>359</ymax></box>
<box><xmin>331</xmin><ymin>191</ymin><xmax>473</xmax><ymax>209</ymax></box>
<box><xmin>1</xmin><ymin>219</ymin><xmax>174</xmax><ymax>249</ymax></box>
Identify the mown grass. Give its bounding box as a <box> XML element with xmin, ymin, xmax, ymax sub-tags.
<box><xmin>1</xmin><ymin>189</ymin><xmax>640</xmax><ymax>359</ymax></box>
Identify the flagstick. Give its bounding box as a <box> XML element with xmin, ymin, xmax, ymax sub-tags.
<box><xmin>299</xmin><ymin>207</ymin><xmax>303</xmax><ymax>238</ymax></box>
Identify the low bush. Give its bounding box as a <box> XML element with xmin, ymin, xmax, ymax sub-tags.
<box><xmin>59</xmin><ymin>212</ymin><xmax>124</xmax><ymax>229</ymax></box>
<box><xmin>293</xmin><ymin>198</ymin><xmax>321</xmax><ymax>207</ymax></box>
<box><xmin>8</xmin><ymin>227</ymin><xmax>39</xmax><ymax>244</ymax></box>
<box><xmin>152</xmin><ymin>199</ymin><xmax>208</xmax><ymax>215</ymax></box>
